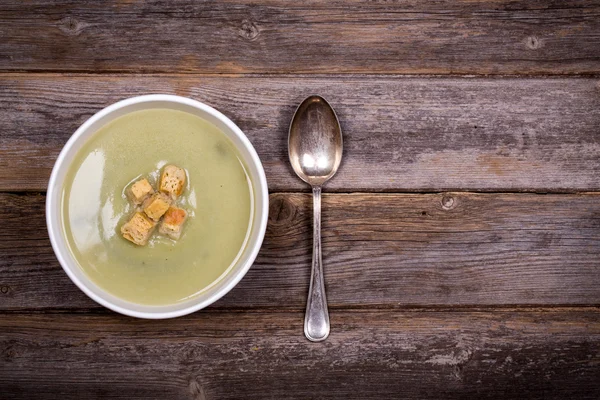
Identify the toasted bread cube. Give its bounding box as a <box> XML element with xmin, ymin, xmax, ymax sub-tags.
<box><xmin>121</xmin><ymin>212</ymin><xmax>156</xmax><ymax>246</ymax></box>
<box><xmin>127</xmin><ymin>178</ymin><xmax>154</xmax><ymax>205</ymax></box>
<box><xmin>142</xmin><ymin>192</ymin><xmax>172</xmax><ymax>221</ymax></box>
<box><xmin>159</xmin><ymin>206</ymin><xmax>188</xmax><ymax>240</ymax></box>
<box><xmin>160</xmin><ymin>165</ymin><xmax>186</xmax><ymax>200</ymax></box>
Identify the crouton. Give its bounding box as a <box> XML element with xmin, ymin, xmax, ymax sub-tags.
<box><xmin>159</xmin><ymin>165</ymin><xmax>186</xmax><ymax>200</ymax></box>
<box><xmin>121</xmin><ymin>212</ymin><xmax>156</xmax><ymax>246</ymax></box>
<box><xmin>127</xmin><ymin>178</ymin><xmax>154</xmax><ymax>205</ymax></box>
<box><xmin>159</xmin><ymin>206</ymin><xmax>188</xmax><ymax>240</ymax></box>
<box><xmin>142</xmin><ymin>192</ymin><xmax>172</xmax><ymax>221</ymax></box>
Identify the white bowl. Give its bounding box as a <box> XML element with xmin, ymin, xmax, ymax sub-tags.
<box><xmin>46</xmin><ymin>95</ymin><xmax>269</xmax><ymax>319</ymax></box>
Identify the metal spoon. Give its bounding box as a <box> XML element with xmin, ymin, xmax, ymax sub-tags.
<box><xmin>288</xmin><ymin>95</ymin><xmax>343</xmax><ymax>342</ymax></box>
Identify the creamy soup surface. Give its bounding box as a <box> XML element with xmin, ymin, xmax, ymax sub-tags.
<box><xmin>62</xmin><ymin>109</ymin><xmax>253</xmax><ymax>305</ymax></box>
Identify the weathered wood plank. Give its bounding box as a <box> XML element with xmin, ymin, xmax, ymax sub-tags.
<box><xmin>1</xmin><ymin>192</ymin><xmax>599</xmax><ymax>310</ymax></box>
<box><xmin>1</xmin><ymin>1</ymin><xmax>600</xmax><ymax>74</ymax></box>
<box><xmin>1</xmin><ymin>310</ymin><xmax>599</xmax><ymax>399</ymax></box>
<box><xmin>1</xmin><ymin>75</ymin><xmax>600</xmax><ymax>192</ymax></box>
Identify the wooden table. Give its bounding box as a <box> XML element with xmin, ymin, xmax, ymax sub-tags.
<box><xmin>1</xmin><ymin>1</ymin><xmax>600</xmax><ymax>398</ymax></box>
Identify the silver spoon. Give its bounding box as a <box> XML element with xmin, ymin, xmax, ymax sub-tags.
<box><xmin>288</xmin><ymin>95</ymin><xmax>343</xmax><ymax>342</ymax></box>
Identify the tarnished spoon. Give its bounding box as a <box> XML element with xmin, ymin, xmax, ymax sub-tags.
<box><xmin>288</xmin><ymin>96</ymin><xmax>343</xmax><ymax>342</ymax></box>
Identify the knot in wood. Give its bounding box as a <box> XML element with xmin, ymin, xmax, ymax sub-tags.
<box><xmin>525</xmin><ymin>36</ymin><xmax>541</xmax><ymax>50</ymax></box>
<box><xmin>268</xmin><ymin>195</ymin><xmax>295</xmax><ymax>226</ymax></box>
<box><xmin>239</xmin><ymin>19</ymin><xmax>259</xmax><ymax>41</ymax></box>
<box><xmin>0</xmin><ymin>286</ymin><xmax>9</xmax><ymax>294</ymax></box>
<box><xmin>188</xmin><ymin>377</ymin><xmax>207</xmax><ymax>400</ymax></box>
<box><xmin>3</xmin><ymin>341</ymin><xmax>20</xmax><ymax>361</ymax></box>
<box><xmin>441</xmin><ymin>195</ymin><xmax>455</xmax><ymax>210</ymax></box>
<box><xmin>58</xmin><ymin>16</ymin><xmax>85</xmax><ymax>36</ymax></box>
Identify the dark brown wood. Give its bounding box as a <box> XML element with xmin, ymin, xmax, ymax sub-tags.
<box><xmin>1</xmin><ymin>309</ymin><xmax>599</xmax><ymax>399</ymax></box>
<box><xmin>2</xmin><ymin>192</ymin><xmax>599</xmax><ymax>310</ymax></box>
<box><xmin>1</xmin><ymin>1</ymin><xmax>600</xmax><ymax>74</ymax></box>
<box><xmin>2</xmin><ymin>2</ymin><xmax>600</xmax><ymax>395</ymax></box>
<box><xmin>2</xmin><ymin>75</ymin><xmax>600</xmax><ymax>192</ymax></box>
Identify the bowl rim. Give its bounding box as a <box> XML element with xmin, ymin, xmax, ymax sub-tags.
<box><xmin>46</xmin><ymin>94</ymin><xmax>269</xmax><ymax>319</ymax></box>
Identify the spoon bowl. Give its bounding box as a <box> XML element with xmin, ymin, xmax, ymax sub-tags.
<box><xmin>289</xmin><ymin>96</ymin><xmax>343</xmax><ymax>187</ymax></box>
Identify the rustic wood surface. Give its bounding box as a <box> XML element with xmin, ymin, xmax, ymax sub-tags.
<box><xmin>2</xmin><ymin>192</ymin><xmax>600</xmax><ymax>310</ymax></box>
<box><xmin>2</xmin><ymin>75</ymin><xmax>600</xmax><ymax>192</ymax></box>
<box><xmin>1</xmin><ymin>310</ymin><xmax>599</xmax><ymax>399</ymax></box>
<box><xmin>2</xmin><ymin>1</ymin><xmax>600</xmax><ymax>74</ymax></box>
<box><xmin>1</xmin><ymin>0</ymin><xmax>600</xmax><ymax>398</ymax></box>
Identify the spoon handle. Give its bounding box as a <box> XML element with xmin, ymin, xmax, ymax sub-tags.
<box><xmin>304</xmin><ymin>185</ymin><xmax>330</xmax><ymax>342</ymax></box>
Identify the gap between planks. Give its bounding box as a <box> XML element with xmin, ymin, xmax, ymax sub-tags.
<box><xmin>2</xmin><ymin>72</ymin><xmax>600</xmax><ymax>79</ymax></box>
<box><xmin>4</xmin><ymin>190</ymin><xmax>600</xmax><ymax>195</ymax></box>
<box><xmin>1</xmin><ymin>305</ymin><xmax>599</xmax><ymax>316</ymax></box>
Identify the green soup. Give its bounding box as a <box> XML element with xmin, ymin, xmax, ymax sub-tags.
<box><xmin>61</xmin><ymin>109</ymin><xmax>253</xmax><ymax>306</ymax></box>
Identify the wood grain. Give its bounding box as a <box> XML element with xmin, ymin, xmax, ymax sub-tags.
<box><xmin>1</xmin><ymin>1</ymin><xmax>600</xmax><ymax>74</ymax></box>
<box><xmin>2</xmin><ymin>192</ymin><xmax>599</xmax><ymax>310</ymax></box>
<box><xmin>1</xmin><ymin>310</ymin><xmax>599</xmax><ymax>399</ymax></box>
<box><xmin>2</xmin><ymin>1</ymin><xmax>599</xmax><ymax>396</ymax></box>
<box><xmin>2</xmin><ymin>75</ymin><xmax>600</xmax><ymax>192</ymax></box>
